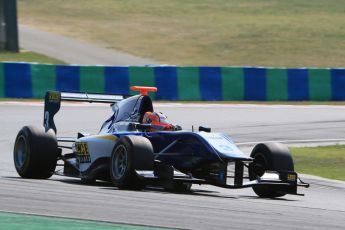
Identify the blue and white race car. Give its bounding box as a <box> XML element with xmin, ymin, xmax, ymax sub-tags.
<box><xmin>13</xmin><ymin>86</ymin><xmax>309</xmax><ymax>198</ymax></box>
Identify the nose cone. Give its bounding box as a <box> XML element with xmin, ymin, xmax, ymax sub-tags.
<box><xmin>198</xmin><ymin>132</ymin><xmax>252</xmax><ymax>161</ymax></box>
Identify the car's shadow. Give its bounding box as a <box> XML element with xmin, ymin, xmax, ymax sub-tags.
<box><xmin>2</xmin><ymin>176</ymin><xmax>297</xmax><ymax>201</ymax></box>
<box><xmin>52</xmin><ymin>177</ymin><xmax>297</xmax><ymax>201</ymax></box>
<box><xmin>54</xmin><ymin>177</ymin><xmax>113</xmax><ymax>187</ymax></box>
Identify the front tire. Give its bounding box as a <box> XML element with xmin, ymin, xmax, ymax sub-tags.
<box><xmin>249</xmin><ymin>143</ymin><xmax>294</xmax><ymax>198</ymax></box>
<box><xmin>110</xmin><ymin>136</ymin><xmax>154</xmax><ymax>190</ymax></box>
<box><xmin>13</xmin><ymin>126</ymin><xmax>58</xmax><ymax>179</ymax></box>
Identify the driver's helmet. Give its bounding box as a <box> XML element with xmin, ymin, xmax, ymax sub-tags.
<box><xmin>142</xmin><ymin>111</ymin><xmax>174</xmax><ymax>131</ymax></box>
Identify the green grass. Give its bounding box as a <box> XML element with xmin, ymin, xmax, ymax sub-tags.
<box><xmin>0</xmin><ymin>51</ymin><xmax>65</xmax><ymax>64</ymax></box>
<box><xmin>290</xmin><ymin>145</ymin><xmax>345</xmax><ymax>181</ymax></box>
<box><xmin>18</xmin><ymin>0</ymin><xmax>345</xmax><ymax>67</ymax></box>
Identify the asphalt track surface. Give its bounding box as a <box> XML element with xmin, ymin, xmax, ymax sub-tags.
<box><xmin>1</xmin><ymin>103</ymin><xmax>345</xmax><ymax>229</ymax></box>
<box><xmin>19</xmin><ymin>25</ymin><xmax>156</xmax><ymax>65</ymax></box>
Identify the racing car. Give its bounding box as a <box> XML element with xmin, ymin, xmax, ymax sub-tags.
<box><xmin>13</xmin><ymin>86</ymin><xmax>309</xmax><ymax>198</ymax></box>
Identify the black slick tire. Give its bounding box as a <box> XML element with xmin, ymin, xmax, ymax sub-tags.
<box><xmin>249</xmin><ymin>142</ymin><xmax>294</xmax><ymax>198</ymax></box>
<box><xmin>13</xmin><ymin>126</ymin><xmax>58</xmax><ymax>179</ymax></box>
<box><xmin>110</xmin><ymin>135</ymin><xmax>154</xmax><ymax>190</ymax></box>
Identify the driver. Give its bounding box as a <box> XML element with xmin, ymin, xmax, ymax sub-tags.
<box><xmin>142</xmin><ymin>111</ymin><xmax>175</xmax><ymax>131</ymax></box>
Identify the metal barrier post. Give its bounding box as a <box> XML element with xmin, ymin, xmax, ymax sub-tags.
<box><xmin>0</xmin><ymin>0</ymin><xmax>18</xmax><ymax>52</ymax></box>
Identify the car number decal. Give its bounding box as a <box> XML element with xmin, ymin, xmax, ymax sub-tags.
<box><xmin>75</xmin><ymin>142</ymin><xmax>91</xmax><ymax>163</ymax></box>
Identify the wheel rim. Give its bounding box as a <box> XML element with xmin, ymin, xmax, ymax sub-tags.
<box><xmin>250</xmin><ymin>153</ymin><xmax>267</xmax><ymax>179</ymax></box>
<box><xmin>112</xmin><ymin>145</ymin><xmax>128</xmax><ymax>180</ymax></box>
<box><xmin>14</xmin><ymin>136</ymin><xmax>27</xmax><ymax>169</ymax></box>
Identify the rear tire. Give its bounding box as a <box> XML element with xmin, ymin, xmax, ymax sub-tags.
<box><xmin>13</xmin><ymin>126</ymin><xmax>58</xmax><ymax>179</ymax></box>
<box><xmin>249</xmin><ymin>143</ymin><xmax>294</xmax><ymax>198</ymax></box>
<box><xmin>110</xmin><ymin>136</ymin><xmax>154</xmax><ymax>190</ymax></box>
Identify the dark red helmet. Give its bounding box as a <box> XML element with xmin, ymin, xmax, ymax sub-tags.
<box><xmin>142</xmin><ymin>112</ymin><xmax>174</xmax><ymax>131</ymax></box>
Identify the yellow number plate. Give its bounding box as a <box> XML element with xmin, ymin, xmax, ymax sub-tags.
<box><xmin>287</xmin><ymin>174</ymin><xmax>297</xmax><ymax>182</ymax></box>
<box><xmin>48</xmin><ymin>92</ymin><xmax>60</xmax><ymax>103</ymax></box>
<box><xmin>75</xmin><ymin>142</ymin><xmax>91</xmax><ymax>163</ymax></box>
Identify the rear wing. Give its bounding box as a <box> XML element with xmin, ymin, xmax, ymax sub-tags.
<box><xmin>43</xmin><ymin>91</ymin><xmax>126</xmax><ymax>133</ymax></box>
